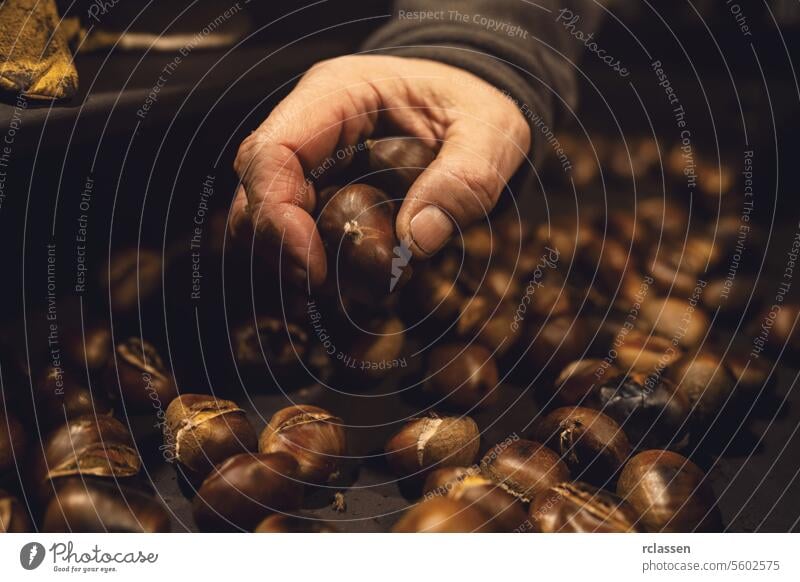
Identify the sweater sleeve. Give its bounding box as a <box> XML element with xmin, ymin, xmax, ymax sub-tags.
<box><xmin>361</xmin><ymin>0</ymin><xmax>604</xmax><ymax>162</ymax></box>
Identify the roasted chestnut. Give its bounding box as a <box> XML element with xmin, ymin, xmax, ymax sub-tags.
<box><xmin>34</xmin><ymin>365</ymin><xmax>113</xmax><ymax>428</ymax></box>
<box><xmin>530</xmin><ymin>481</ymin><xmax>642</xmax><ymax>532</ymax></box>
<box><xmin>42</xmin><ymin>477</ymin><xmax>170</xmax><ymax>533</ymax></box>
<box><xmin>110</xmin><ymin>337</ymin><xmax>178</xmax><ymax>412</ymax></box>
<box><xmin>31</xmin><ymin>415</ymin><xmax>140</xmax><ymax>502</ymax></box>
<box><xmin>193</xmin><ymin>452</ymin><xmax>303</xmax><ymax>532</ymax></box>
<box><xmin>392</xmin><ymin>496</ymin><xmax>495</xmax><ymax>532</ymax></box>
<box><xmin>258</xmin><ymin>405</ymin><xmax>346</xmax><ymax>484</ymax></box>
<box><xmin>423</xmin><ymin>343</ymin><xmax>500</xmax><ymax>410</ymax></box>
<box><xmin>385</xmin><ymin>414</ymin><xmax>480</xmax><ymax>478</ymax></box>
<box><xmin>318</xmin><ymin>184</ymin><xmax>411</xmax><ymax>300</ymax></box>
<box><xmin>669</xmin><ymin>351</ymin><xmax>736</xmax><ymax>423</ymax></box>
<box><xmin>0</xmin><ymin>489</ymin><xmax>31</xmax><ymax>532</ymax></box>
<box><xmin>0</xmin><ymin>410</ymin><xmax>25</xmax><ymax>475</ymax></box>
<box><xmin>480</xmin><ymin>439</ymin><xmax>569</xmax><ymax>502</ymax></box>
<box><xmin>422</xmin><ymin>466</ymin><xmax>527</xmax><ymax>531</ymax></box>
<box><xmin>534</xmin><ymin>407</ymin><xmax>631</xmax><ymax>485</ymax></box>
<box><xmin>164</xmin><ymin>394</ymin><xmax>258</xmax><ymax>483</ymax></box>
<box><xmin>365</xmin><ymin>137</ymin><xmax>436</xmax><ymax>193</ymax></box>
<box><xmin>232</xmin><ymin>315</ymin><xmax>310</xmax><ymax>385</ymax></box>
<box><xmin>255</xmin><ymin>513</ymin><xmax>338</xmax><ymax>533</ymax></box>
<box><xmin>617</xmin><ymin>449</ymin><xmax>721</xmax><ymax>532</ymax></box>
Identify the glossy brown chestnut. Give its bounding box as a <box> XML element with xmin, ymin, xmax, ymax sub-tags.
<box><xmin>164</xmin><ymin>394</ymin><xmax>258</xmax><ymax>483</ymax></box>
<box><xmin>258</xmin><ymin>405</ymin><xmax>346</xmax><ymax>484</ymax></box>
<box><xmin>365</xmin><ymin>137</ymin><xmax>436</xmax><ymax>192</ymax></box>
<box><xmin>0</xmin><ymin>410</ymin><xmax>25</xmax><ymax>475</ymax></box>
<box><xmin>549</xmin><ymin>359</ymin><xmax>616</xmax><ymax>407</ymax></box>
<box><xmin>193</xmin><ymin>452</ymin><xmax>303</xmax><ymax>532</ymax></box>
<box><xmin>392</xmin><ymin>496</ymin><xmax>495</xmax><ymax>532</ymax></box>
<box><xmin>669</xmin><ymin>351</ymin><xmax>736</xmax><ymax>422</ymax></box>
<box><xmin>255</xmin><ymin>513</ymin><xmax>338</xmax><ymax>533</ymax></box>
<box><xmin>385</xmin><ymin>414</ymin><xmax>480</xmax><ymax>478</ymax></box>
<box><xmin>480</xmin><ymin>439</ymin><xmax>569</xmax><ymax>503</ymax></box>
<box><xmin>110</xmin><ymin>337</ymin><xmax>178</xmax><ymax>412</ymax></box>
<box><xmin>42</xmin><ymin>477</ymin><xmax>170</xmax><ymax>533</ymax></box>
<box><xmin>530</xmin><ymin>481</ymin><xmax>642</xmax><ymax>532</ymax></box>
<box><xmin>424</xmin><ymin>343</ymin><xmax>500</xmax><ymax>410</ymax></box>
<box><xmin>318</xmin><ymin>184</ymin><xmax>410</xmax><ymax>299</ymax></box>
<box><xmin>0</xmin><ymin>489</ymin><xmax>31</xmax><ymax>532</ymax></box>
<box><xmin>31</xmin><ymin>415</ymin><xmax>140</xmax><ymax>502</ymax></box>
<box><xmin>422</xmin><ymin>467</ymin><xmax>527</xmax><ymax>531</ymax></box>
<box><xmin>534</xmin><ymin>407</ymin><xmax>631</xmax><ymax>485</ymax></box>
<box><xmin>232</xmin><ymin>315</ymin><xmax>310</xmax><ymax>384</ymax></box>
<box><xmin>34</xmin><ymin>365</ymin><xmax>113</xmax><ymax>428</ymax></box>
<box><xmin>617</xmin><ymin>450</ymin><xmax>721</xmax><ymax>532</ymax></box>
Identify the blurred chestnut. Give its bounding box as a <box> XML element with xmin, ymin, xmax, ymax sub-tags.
<box><xmin>548</xmin><ymin>358</ymin><xmax>616</xmax><ymax>407</ymax></box>
<box><xmin>338</xmin><ymin>316</ymin><xmax>406</xmax><ymax>380</ymax></box>
<box><xmin>408</xmin><ymin>253</ymin><xmax>464</xmax><ymax>323</ymax></box>
<box><xmin>725</xmin><ymin>351</ymin><xmax>772</xmax><ymax>395</ymax></box>
<box><xmin>164</xmin><ymin>394</ymin><xmax>257</xmax><ymax>483</ymax></box>
<box><xmin>110</xmin><ymin>337</ymin><xmax>177</xmax><ymax>412</ymax></box>
<box><xmin>232</xmin><ymin>315</ymin><xmax>310</xmax><ymax>385</ymax></box>
<box><xmin>669</xmin><ymin>351</ymin><xmax>736</xmax><ymax>423</ymax></box>
<box><xmin>522</xmin><ymin>316</ymin><xmax>589</xmax><ymax>375</ymax></box>
<box><xmin>364</xmin><ymin>137</ymin><xmax>436</xmax><ymax>193</ymax></box>
<box><xmin>422</xmin><ymin>466</ymin><xmax>527</xmax><ymax>531</ymax></box>
<box><xmin>530</xmin><ymin>481</ymin><xmax>642</xmax><ymax>533</ymax></box>
<box><xmin>34</xmin><ymin>365</ymin><xmax>113</xmax><ymax>428</ymax></box>
<box><xmin>193</xmin><ymin>452</ymin><xmax>303</xmax><ymax>532</ymax></box>
<box><xmin>259</xmin><ymin>405</ymin><xmax>346</xmax><ymax>484</ymax></box>
<box><xmin>392</xmin><ymin>496</ymin><xmax>495</xmax><ymax>532</ymax></box>
<box><xmin>617</xmin><ymin>450</ymin><xmax>721</xmax><ymax>532</ymax></box>
<box><xmin>480</xmin><ymin>438</ymin><xmax>569</xmax><ymax>502</ymax></box>
<box><xmin>318</xmin><ymin>184</ymin><xmax>411</xmax><ymax>300</ymax></box>
<box><xmin>756</xmin><ymin>304</ymin><xmax>800</xmax><ymax>354</ymax></box>
<box><xmin>42</xmin><ymin>477</ymin><xmax>170</xmax><ymax>533</ymax></box>
<box><xmin>255</xmin><ymin>513</ymin><xmax>338</xmax><ymax>533</ymax></box>
<box><xmin>101</xmin><ymin>247</ymin><xmax>162</xmax><ymax>316</ymax></box>
<box><xmin>640</xmin><ymin>295</ymin><xmax>710</xmax><ymax>349</ymax></box>
<box><xmin>385</xmin><ymin>414</ymin><xmax>480</xmax><ymax>478</ymax></box>
<box><xmin>637</xmin><ymin>197</ymin><xmax>688</xmax><ymax>240</ymax></box>
<box><xmin>456</xmin><ymin>295</ymin><xmax>521</xmax><ymax>357</ymax></box>
<box><xmin>0</xmin><ymin>410</ymin><xmax>25</xmax><ymax>475</ymax></box>
<box><xmin>458</xmin><ymin>223</ymin><xmax>494</xmax><ymax>263</ymax></box>
<box><xmin>703</xmin><ymin>276</ymin><xmax>757</xmax><ymax>315</ymax></box>
<box><xmin>534</xmin><ymin>407</ymin><xmax>631</xmax><ymax>485</ymax></box>
<box><xmin>615</xmin><ymin>331</ymin><xmax>683</xmax><ymax>375</ymax></box>
<box><xmin>62</xmin><ymin>321</ymin><xmax>112</xmax><ymax>372</ymax></box>
<box><xmin>0</xmin><ymin>489</ymin><xmax>32</xmax><ymax>532</ymax></box>
<box><xmin>424</xmin><ymin>343</ymin><xmax>499</xmax><ymax>410</ymax></box>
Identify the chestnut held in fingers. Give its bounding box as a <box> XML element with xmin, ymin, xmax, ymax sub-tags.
<box><xmin>365</xmin><ymin>137</ymin><xmax>436</xmax><ymax>193</ymax></box>
<box><xmin>0</xmin><ymin>489</ymin><xmax>32</xmax><ymax>532</ymax></box>
<box><xmin>0</xmin><ymin>410</ymin><xmax>26</xmax><ymax>475</ymax></box>
<box><xmin>392</xmin><ymin>496</ymin><xmax>495</xmax><ymax>532</ymax></box>
<box><xmin>617</xmin><ymin>450</ymin><xmax>721</xmax><ymax>532</ymax></box>
<box><xmin>424</xmin><ymin>343</ymin><xmax>500</xmax><ymax>410</ymax></box>
<box><xmin>422</xmin><ymin>467</ymin><xmax>527</xmax><ymax>532</ymax></box>
<box><xmin>534</xmin><ymin>407</ymin><xmax>631</xmax><ymax>485</ymax></box>
<box><xmin>480</xmin><ymin>439</ymin><xmax>569</xmax><ymax>503</ymax></box>
<box><xmin>255</xmin><ymin>513</ymin><xmax>338</xmax><ymax>533</ymax></box>
<box><xmin>318</xmin><ymin>184</ymin><xmax>411</xmax><ymax>299</ymax></box>
<box><xmin>111</xmin><ymin>337</ymin><xmax>178</xmax><ymax>412</ymax></box>
<box><xmin>530</xmin><ymin>481</ymin><xmax>642</xmax><ymax>533</ymax></box>
<box><xmin>193</xmin><ymin>452</ymin><xmax>303</xmax><ymax>532</ymax></box>
<box><xmin>258</xmin><ymin>405</ymin><xmax>346</xmax><ymax>484</ymax></box>
<box><xmin>385</xmin><ymin>414</ymin><xmax>480</xmax><ymax>478</ymax></box>
<box><xmin>42</xmin><ymin>477</ymin><xmax>170</xmax><ymax>533</ymax></box>
<box><xmin>669</xmin><ymin>351</ymin><xmax>736</xmax><ymax>423</ymax></box>
<box><xmin>164</xmin><ymin>394</ymin><xmax>258</xmax><ymax>483</ymax></box>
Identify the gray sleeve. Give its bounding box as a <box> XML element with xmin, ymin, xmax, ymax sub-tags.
<box><xmin>361</xmin><ymin>1</ymin><xmax>605</xmax><ymax>161</ymax></box>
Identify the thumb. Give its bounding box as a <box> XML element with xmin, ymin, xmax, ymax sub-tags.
<box><xmin>396</xmin><ymin>119</ymin><xmax>529</xmax><ymax>258</ymax></box>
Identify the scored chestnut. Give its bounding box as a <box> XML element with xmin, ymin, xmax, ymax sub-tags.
<box><xmin>392</xmin><ymin>496</ymin><xmax>495</xmax><ymax>533</ymax></box>
<box><xmin>164</xmin><ymin>394</ymin><xmax>258</xmax><ymax>483</ymax></box>
<box><xmin>364</xmin><ymin>137</ymin><xmax>436</xmax><ymax>193</ymax></box>
<box><xmin>42</xmin><ymin>477</ymin><xmax>170</xmax><ymax>533</ymax></box>
<box><xmin>422</xmin><ymin>466</ymin><xmax>527</xmax><ymax>532</ymax></box>
<box><xmin>533</xmin><ymin>407</ymin><xmax>631</xmax><ymax>485</ymax></box>
<box><xmin>384</xmin><ymin>414</ymin><xmax>480</xmax><ymax>478</ymax></box>
<box><xmin>530</xmin><ymin>481</ymin><xmax>642</xmax><ymax>533</ymax></box>
<box><xmin>193</xmin><ymin>452</ymin><xmax>303</xmax><ymax>532</ymax></box>
<box><xmin>318</xmin><ymin>184</ymin><xmax>411</xmax><ymax>300</ymax></box>
<box><xmin>258</xmin><ymin>405</ymin><xmax>346</xmax><ymax>484</ymax></box>
<box><xmin>423</xmin><ymin>343</ymin><xmax>500</xmax><ymax>410</ymax></box>
<box><xmin>255</xmin><ymin>513</ymin><xmax>338</xmax><ymax>533</ymax></box>
<box><xmin>480</xmin><ymin>439</ymin><xmax>569</xmax><ymax>503</ymax></box>
<box><xmin>110</xmin><ymin>337</ymin><xmax>178</xmax><ymax>412</ymax></box>
<box><xmin>617</xmin><ymin>449</ymin><xmax>721</xmax><ymax>532</ymax></box>
<box><xmin>0</xmin><ymin>489</ymin><xmax>32</xmax><ymax>532</ymax></box>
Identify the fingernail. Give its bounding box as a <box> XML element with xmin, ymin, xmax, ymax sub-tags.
<box><xmin>410</xmin><ymin>206</ymin><xmax>453</xmax><ymax>256</ymax></box>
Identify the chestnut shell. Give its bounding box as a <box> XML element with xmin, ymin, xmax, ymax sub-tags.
<box><xmin>530</xmin><ymin>481</ymin><xmax>642</xmax><ymax>533</ymax></box>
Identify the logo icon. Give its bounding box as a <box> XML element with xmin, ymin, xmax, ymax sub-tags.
<box><xmin>390</xmin><ymin>238</ymin><xmax>412</xmax><ymax>292</ymax></box>
<box><xmin>20</xmin><ymin>542</ymin><xmax>46</xmax><ymax>570</ymax></box>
